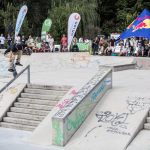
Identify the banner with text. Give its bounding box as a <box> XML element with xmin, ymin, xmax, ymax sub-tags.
<box><xmin>15</xmin><ymin>5</ymin><xmax>28</xmax><ymax>37</ymax></box>
<box><xmin>68</xmin><ymin>13</ymin><xmax>81</xmax><ymax>48</ymax></box>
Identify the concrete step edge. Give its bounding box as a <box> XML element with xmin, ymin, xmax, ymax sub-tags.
<box><xmin>3</xmin><ymin>117</ymin><xmax>40</xmax><ymax>126</ymax></box>
<box><xmin>20</xmin><ymin>93</ymin><xmax>62</xmax><ymax>101</ymax></box>
<box><xmin>24</xmin><ymin>88</ymin><xmax>67</xmax><ymax>95</ymax></box>
<box><xmin>7</xmin><ymin>112</ymin><xmax>45</xmax><ymax>121</ymax></box>
<box><xmin>17</xmin><ymin>98</ymin><xmax>58</xmax><ymax>106</ymax></box>
<box><xmin>10</xmin><ymin>107</ymin><xmax>49</xmax><ymax>116</ymax></box>
<box><xmin>0</xmin><ymin>122</ymin><xmax>34</xmax><ymax>131</ymax></box>
<box><xmin>14</xmin><ymin>102</ymin><xmax>53</xmax><ymax>111</ymax></box>
<box><xmin>27</xmin><ymin>84</ymin><xmax>71</xmax><ymax>91</ymax></box>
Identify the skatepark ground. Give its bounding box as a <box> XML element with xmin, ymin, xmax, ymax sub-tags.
<box><xmin>0</xmin><ymin>52</ymin><xmax>150</xmax><ymax>150</ymax></box>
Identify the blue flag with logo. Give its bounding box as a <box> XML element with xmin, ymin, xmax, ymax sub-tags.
<box><xmin>120</xmin><ymin>9</ymin><xmax>150</xmax><ymax>40</ymax></box>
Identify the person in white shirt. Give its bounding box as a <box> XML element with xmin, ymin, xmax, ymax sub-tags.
<box><xmin>15</xmin><ymin>34</ymin><xmax>21</xmax><ymax>44</ymax></box>
<box><xmin>0</xmin><ymin>34</ymin><xmax>5</xmax><ymax>49</ymax></box>
<box><xmin>47</xmin><ymin>34</ymin><xmax>54</xmax><ymax>52</ymax></box>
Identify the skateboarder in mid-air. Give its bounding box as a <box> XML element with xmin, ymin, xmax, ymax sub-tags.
<box><xmin>8</xmin><ymin>43</ymin><xmax>23</xmax><ymax>72</ymax></box>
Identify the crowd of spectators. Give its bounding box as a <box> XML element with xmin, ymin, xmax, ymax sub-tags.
<box><xmin>92</xmin><ymin>36</ymin><xmax>150</xmax><ymax>57</ymax></box>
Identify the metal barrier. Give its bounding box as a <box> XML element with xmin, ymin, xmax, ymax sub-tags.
<box><xmin>0</xmin><ymin>65</ymin><xmax>30</xmax><ymax>93</ymax></box>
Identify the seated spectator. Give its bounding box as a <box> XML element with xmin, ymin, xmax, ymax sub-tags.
<box><xmin>98</xmin><ymin>37</ymin><xmax>105</xmax><ymax>55</ymax></box>
<box><xmin>71</xmin><ymin>36</ymin><xmax>79</xmax><ymax>52</ymax></box>
<box><xmin>104</xmin><ymin>43</ymin><xmax>112</xmax><ymax>56</ymax></box>
<box><xmin>79</xmin><ymin>37</ymin><xmax>83</xmax><ymax>43</ymax></box>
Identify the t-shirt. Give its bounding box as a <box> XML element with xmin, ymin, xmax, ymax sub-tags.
<box><xmin>61</xmin><ymin>37</ymin><xmax>67</xmax><ymax>46</ymax></box>
<box><xmin>15</xmin><ymin>36</ymin><xmax>21</xmax><ymax>44</ymax></box>
<box><xmin>110</xmin><ymin>39</ymin><xmax>115</xmax><ymax>46</ymax></box>
<box><xmin>0</xmin><ymin>36</ymin><xmax>5</xmax><ymax>44</ymax></box>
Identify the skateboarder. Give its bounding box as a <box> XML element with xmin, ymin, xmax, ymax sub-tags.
<box><xmin>8</xmin><ymin>43</ymin><xmax>23</xmax><ymax>72</ymax></box>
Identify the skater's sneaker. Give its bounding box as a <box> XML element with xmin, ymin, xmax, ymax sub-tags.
<box><xmin>8</xmin><ymin>68</ymin><xmax>14</xmax><ymax>72</ymax></box>
<box><xmin>15</xmin><ymin>62</ymin><xmax>23</xmax><ymax>66</ymax></box>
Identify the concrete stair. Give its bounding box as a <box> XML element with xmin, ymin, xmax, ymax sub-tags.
<box><xmin>144</xmin><ymin>112</ymin><xmax>150</xmax><ymax>130</ymax></box>
<box><xmin>0</xmin><ymin>84</ymin><xmax>71</xmax><ymax>131</ymax></box>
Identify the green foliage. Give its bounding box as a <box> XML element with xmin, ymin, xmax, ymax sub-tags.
<box><xmin>0</xmin><ymin>0</ymin><xmax>150</xmax><ymax>39</ymax></box>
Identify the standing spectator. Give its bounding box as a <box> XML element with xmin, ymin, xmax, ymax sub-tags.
<box><xmin>60</xmin><ymin>34</ymin><xmax>67</xmax><ymax>52</ymax></box>
<box><xmin>92</xmin><ymin>36</ymin><xmax>99</xmax><ymax>55</ymax></box>
<box><xmin>109</xmin><ymin>36</ymin><xmax>115</xmax><ymax>52</ymax></box>
<box><xmin>0</xmin><ymin>34</ymin><xmax>5</xmax><ymax>49</ymax></box>
<box><xmin>47</xmin><ymin>34</ymin><xmax>54</xmax><ymax>52</ymax></box>
<box><xmin>148</xmin><ymin>40</ymin><xmax>150</xmax><ymax>57</ymax></box>
<box><xmin>136</xmin><ymin>38</ymin><xmax>144</xmax><ymax>57</ymax></box>
<box><xmin>7</xmin><ymin>34</ymin><xmax>12</xmax><ymax>47</ymax></box>
<box><xmin>15</xmin><ymin>34</ymin><xmax>21</xmax><ymax>44</ymax></box>
<box><xmin>124</xmin><ymin>38</ymin><xmax>131</xmax><ymax>56</ymax></box>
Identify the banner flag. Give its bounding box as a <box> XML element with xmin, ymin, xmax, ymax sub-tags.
<box><xmin>41</xmin><ymin>18</ymin><xmax>52</xmax><ymax>40</ymax></box>
<box><xmin>68</xmin><ymin>13</ymin><xmax>81</xmax><ymax>48</ymax></box>
<box><xmin>15</xmin><ymin>5</ymin><xmax>28</xmax><ymax>37</ymax></box>
<box><xmin>120</xmin><ymin>9</ymin><xmax>150</xmax><ymax>40</ymax></box>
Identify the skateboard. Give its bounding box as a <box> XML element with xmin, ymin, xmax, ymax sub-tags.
<box><xmin>12</xmin><ymin>63</ymin><xmax>18</xmax><ymax>78</ymax></box>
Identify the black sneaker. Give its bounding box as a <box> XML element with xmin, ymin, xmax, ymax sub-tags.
<box><xmin>8</xmin><ymin>68</ymin><xmax>14</xmax><ymax>72</ymax></box>
<box><xmin>15</xmin><ymin>62</ymin><xmax>23</xmax><ymax>66</ymax></box>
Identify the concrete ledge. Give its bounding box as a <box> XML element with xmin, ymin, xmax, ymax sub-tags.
<box><xmin>102</xmin><ymin>63</ymin><xmax>136</xmax><ymax>72</ymax></box>
<box><xmin>52</xmin><ymin>67</ymin><xmax>112</xmax><ymax>146</ymax></box>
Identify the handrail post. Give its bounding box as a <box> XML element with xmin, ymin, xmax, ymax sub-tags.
<box><xmin>28</xmin><ymin>65</ymin><xmax>30</xmax><ymax>84</ymax></box>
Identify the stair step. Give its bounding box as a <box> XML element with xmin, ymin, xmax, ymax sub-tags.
<box><xmin>7</xmin><ymin>112</ymin><xmax>45</xmax><ymax>121</ymax></box>
<box><xmin>17</xmin><ymin>98</ymin><xmax>58</xmax><ymax>106</ymax></box>
<box><xmin>27</xmin><ymin>84</ymin><xmax>71</xmax><ymax>91</ymax></box>
<box><xmin>10</xmin><ymin>107</ymin><xmax>49</xmax><ymax>116</ymax></box>
<box><xmin>147</xmin><ymin>117</ymin><xmax>150</xmax><ymax>123</ymax></box>
<box><xmin>144</xmin><ymin>123</ymin><xmax>150</xmax><ymax>130</ymax></box>
<box><xmin>14</xmin><ymin>102</ymin><xmax>53</xmax><ymax>111</ymax></box>
<box><xmin>24</xmin><ymin>88</ymin><xmax>66</xmax><ymax>96</ymax></box>
<box><xmin>0</xmin><ymin>122</ymin><xmax>35</xmax><ymax>131</ymax></box>
<box><xmin>21</xmin><ymin>93</ymin><xmax>62</xmax><ymax>101</ymax></box>
<box><xmin>3</xmin><ymin>117</ymin><xmax>40</xmax><ymax>126</ymax></box>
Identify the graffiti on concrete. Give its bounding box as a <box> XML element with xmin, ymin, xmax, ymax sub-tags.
<box><xmin>91</xmin><ymin>82</ymin><xmax>106</xmax><ymax>102</ymax></box>
<box><xmin>84</xmin><ymin>125</ymin><xmax>102</xmax><ymax>137</ymax></box>
<box><xmin>127</xmin><ymin>96</ymin><xmax>150</xmax><ymax>114</ymax></box>
<box><xmin>95</xmin><ymin>111</ymin><xmax>128</xmax><ymax>128</ymax></box>
<box><xmin>106</xmin><ymin>126</ymin><xmax>131</xmax><ymax>136</ymax></box>
<box><xmin>95</xmin><ymin>111</ymin><xmax>131</xmax><ymax>136</ymax></box>
<box><xmin>52</xmin><ymin>120</ymin><xmax>63</xmax><ymax>145</ymax></box>
<box><xmin>56</xmin><ymin>89</ymin><xmax>78</xmax><ymax>109</ymax></box>
<box><xmin>53</xmin><ymin>68</ymin><xmax>111</xmax><ymax>119</ymax></box>
<box><xmin>66</xmin><ymin>111</ymin><xmax>86</xmax><ymax>131</ymax></box>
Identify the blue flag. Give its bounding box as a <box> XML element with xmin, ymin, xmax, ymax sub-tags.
<box><xmin>120</xmin><ymin>9</ymin><xmax>150</xmax><ymax>40</ymax></box>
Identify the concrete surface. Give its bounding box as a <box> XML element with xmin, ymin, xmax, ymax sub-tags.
<box><xmin>0</xmin><ymin>127</ymin><xmax>59</xmax><ymax>150</ymax></box>
<box><xmin>0</xmin><ymin>53</ymin><xmax>150</xmax><ymax>150</ymax></box>
<box><xmin>127</xmin><ymin>130</ymin><xmax>150</xmax><ymax>150</ymax></box>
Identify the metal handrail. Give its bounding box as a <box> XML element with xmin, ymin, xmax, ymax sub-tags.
<box><xmin>0</xmin><ymin>65</ymin><xmax>30</xmax><ymax>93</ymax></box>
